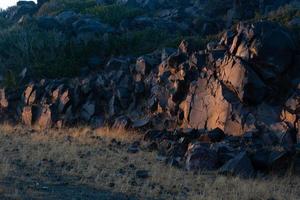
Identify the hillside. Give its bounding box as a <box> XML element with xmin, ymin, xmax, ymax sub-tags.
<box><xmin>0</xmin><ymin>0</ymin><xmax>299</xmax><ymax>199</ymax></box>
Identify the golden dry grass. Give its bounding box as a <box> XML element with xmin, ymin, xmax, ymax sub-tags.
<box><xmin>0</xmin><ymin>124</ymin><xmax>298</xmax><ymax>200</ymax></box>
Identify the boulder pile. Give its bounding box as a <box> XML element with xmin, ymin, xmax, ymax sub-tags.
<box><xmin>0</xmin><ymin>19</ymin><xmax>299</xmax><ymax>176</ymax></box>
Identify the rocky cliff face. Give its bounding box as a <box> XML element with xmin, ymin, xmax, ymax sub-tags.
<box><xmin>0</xmin><ymin>0</ymin><xmax>299</xmax><ymax>176</ymax></box>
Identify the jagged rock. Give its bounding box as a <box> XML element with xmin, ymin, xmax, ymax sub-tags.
<box><xmin>80</xmin><ymin>101</ymin><xmax>95</xmax><ymax>122</ymax></box>
<box><xmin>36</xmin><ymin>104</ymin><xmax>52</xmax><ymax>129</ymax></box>
<box><xmin>0</xmin><ymin>89</ymin><xmax>8</xmax><ymax>109</ymax></box>
<box><xmin>217</xmin><ymin>55</ymin><xmax>267</xmax><ymax>104</ymax></box>
<box><xmin>208</xmin><ymin>48</ymin><xmax>226</xmax><ymax>64</ymax></box>
<box><xmin>179</xmin><ymin>39</ymin><xmax>195</xmax><ymax>55</ymax></box>
<box><xmin>229</xmin><ymin>21</ymin><xmax>296</xmax><ymax>80</ymax></box>
<box><xmin>23</xmin><ymin>84</ymin><xmax>35</xmax><ymax>105</ymax></box>
<box><xmin>58</xmin><ymin>90</ymin><xmax>70</xmax><ymax>113</ymax></box>
<box><xmin>188</xmin><ymin>52</ymin><xmax>206</xmax><ymax>69</ymax></box>
<box><xmin>135</xmin><ymin>57</ymin><xmax>151</xmax><ymax>76</ymax></box>
<box><xmin>185</xmin><ymin>142</ymin><xmax>219</xmax><ymax>171</ymax></box>
<box><xmin>9</xmin><ymin>1</ymin><xmax>37</xmax><ymax>21</ymax></box>
<box><xmin>22</xmin><ymin>106</ymin><xmax>32</xmax><ymax>126</ymax></box>
<box><xmin>187</xmin><ymin>75</ymin><xmax>231</xmax><ymax>132</ymax></box>
<box><xmin>0</xmin><ymin>0</ymin><xmax>299</xmax><ymax>176</ymax></box>
<box><xmin>219</xmin><ymin>152</ymin><xmax>255</xmax><ymax>177</ymax></box>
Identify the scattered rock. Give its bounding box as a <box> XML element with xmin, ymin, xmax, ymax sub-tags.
<box><xmin>185</xmin><ymin>143</ymin><xmax>219</xmax><ymax>171</ymax></box>
<box><xmin>219</xmin><ymin>152</ymin><xmax>255</xmax><ymax>178</ymax></box>
<box><xmin>136</xmin><ymin>170</ymin><xmax>149</xmax><ymax>179</ymax></box>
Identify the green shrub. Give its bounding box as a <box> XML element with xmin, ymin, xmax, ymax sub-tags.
<box><xmin>83</xmin><ymin>4</ymin><xmax>143</xmax><ymax>26</ymax></box>
<box><xmin>103</xmin><ymin>28</ymin><xmax>179</xmax><ymax>56</ymax></box>
<box><xmin>37</xmin><ymin>0</ymin><xmax>96</xmax><ymax>16</ymax></box>
<box><xmin>0</xmin><ymin>25</ymin><xmax>85</xmax><ymax>81</ymax></box>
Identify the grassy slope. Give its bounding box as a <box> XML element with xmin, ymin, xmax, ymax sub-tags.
<box><xmin>0</xmin><ymin>124</ymin><xmax>298</xmax><ymax>199</ymax></box>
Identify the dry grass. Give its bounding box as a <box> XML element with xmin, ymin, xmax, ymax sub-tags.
<box><xmin>0</xmin><ymin>124</ymin><xmax>299</xmax><ymax>199</ymax></box>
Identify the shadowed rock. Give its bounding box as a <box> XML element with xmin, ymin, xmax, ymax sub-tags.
<box><xmin>219</xmin><ymin>152</ymin><xmax>255</xmax><ymax>177</ymax></box>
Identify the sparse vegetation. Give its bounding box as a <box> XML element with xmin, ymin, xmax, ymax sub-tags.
<box><xmin>0</xmin><ymin>124</ymin><xmax>298</xmax><ymax>199</ymax></box>
<box><xmin>84</xmin><ymin>4</ymin><xmax>144</xmax><ymax>26</ymax></box>
<box><xmin>0</xmin><ymin>25</ymin><xmax>83</xmax><ymax>80</ymax></box>
<box><xmin>0</xmin><ymin>1</ymin><xmax>299</xmax><ymax>199</ymax></box>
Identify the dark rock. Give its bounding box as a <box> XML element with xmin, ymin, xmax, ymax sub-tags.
<box><xmin>73</xmin><ymin>18</ymin><xmax>114</xmax><ymax>34</ymax></box>
<box><xmin>37</xmin><ymin>16</ymin><xmax>61</xmax><ymax>30</ymax></box>
<box><xmin>9</xmin><ymin>1</ymin><xmax>37</xmax><ymax>20</ymax></box>
<box><xmin>179</xmin><ymin>39</ymin><xmax>195</xmax><ymax>55</ymax></box>
<box><xmin>128</xmin><ymin>141</ymin><xmax>140</xmax><ymax>153</ymax></box>
<box><xmin>88</xmin><ymin>56</ymin><xmax>103</xmax><ymax>69</ymax></box>
<box><xmin>208</xmin><ymin>128</ymin><xmax>225</xmax><ymax>142</ymax></box>
<box><xmin>106</xmin><ymin>57</ymin><xmax>130</xmax><ymax>71</ymax></box>
<box><xmin>219</xmin><ymin>152</ymin><xmax>255</xmax><ymax>178</ymax></box>
<box><xmin>144</xmin><ymin>130</ymin><xmax>164</xmax><ymax>141</ymax></box>
<box><xmin>229</xmin><ymin>21</ymin><xmax>296</xmax><ymax>80</ymax></box>
<box><xmin>132</xmin><ymin>118</ymin><xmax>150</xmax><ymax>128</ymax></box>
<box><xmin>17</xmin><ymin>1</ymin><xmax>36</xmax><ymax>7</ymax></box>
<box><xmin>80</xmin><ymin>101</ymin><xmax>95</xmax><ymax>122</ymax></box>
<box><xmin>217</xmin><ymin>55</ymin><xmax>267</xmax><ymax>104</ymax></box>
<box><xmin>56</xmin><ymin>11</ymin><xmax>78</xmax><ymax>27</ymax></box>
<box><xmin>185</xmin><ymin>142</ymin><xmax>219</xmax><ymax>171</ymax></box>
<box><xmin>201</xmin><ymin>21</ymin><xmax>220</xmax><ymax>35</ymax></box>
<box><xmin>90</xmin><ymin>116</ymin><xmax>105</xmax><ymax>129</ymax></box>
<box><xmin>136</xmin><ymin>170</ymin><xmax>149</xmax><ymax>179</ymax></box>
<box><xmin>189</xmin><ymin>52</ymin><xmax>206</xmax><ymax>69</ymax></box>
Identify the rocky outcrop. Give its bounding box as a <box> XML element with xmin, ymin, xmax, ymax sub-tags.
<box><xmin>0</xmin><ymin>0</ymin><xmax>299</xmax><ymax>175</ymax></box>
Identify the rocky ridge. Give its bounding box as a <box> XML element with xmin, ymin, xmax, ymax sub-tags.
<box><xmin>0</xmin><ymin>0</ymin><xmax>300</xmax><ymax>176</ymax></box>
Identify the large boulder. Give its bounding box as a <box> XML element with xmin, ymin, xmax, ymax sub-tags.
<box><xmin>56</xmin><ymin>11</ymin><xmax>79</xmax><ymax>27</ymax></box>
<box><xmin>37</xmin><ymin>16</ymin><xmax>61</xmax><ymax>30</ymax></box>
<box><xmin>227</xmin><ymin>21</ymin><xmax>296</xmax><ymax>80</ymax></box>
<box><xmin>72</xmin><ymin>17</ymin><xmax>114</xmax><ymax>43</ymax></box>
<box><xmin>8</xmin><ymin>1</ymin><xmax>37</xmax><ymax>21</ymax></box>
<box><xmin>0</xmin><ymin>89</ymin><xmax>8</xmax><ymax>109</ymax></box>
<box><xmin>185</xmin><ymin>74</ymin><xmax>231</xmax><ymax>131</ymax></box>
<box><xmin>185</xmin><ymin>142</ymin><xmax>219</xmax><ymax>171</ymax></box>
<box><xmin>22</xmin><ymin>106</ymin><xmax>32</xmax><ymax>126</ymax></box>
<box><xmin>36</xmin><ymin>104</ymin><xmax>52</xmax><ymax>129</ymax></box>
<box><xmin>217</xmin><ymin>55</ymin><xmax>267</xmax><ymax>104</ymax></box>
<box><xmin>219</xmin><ymin>152</ymin><xmax>255</xmax><ymax>177</ymax></box>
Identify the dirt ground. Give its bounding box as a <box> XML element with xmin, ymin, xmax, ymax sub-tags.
<box><xmin>0</xmin><ymin>124</ymin><xmax>299</xmax><ymax>200</ymax></box>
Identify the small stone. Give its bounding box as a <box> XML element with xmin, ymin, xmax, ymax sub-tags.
<box><xmin>136</xmin><ymin>170</ymin><xmax>149</xmax><ymax>179</ymax></box>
